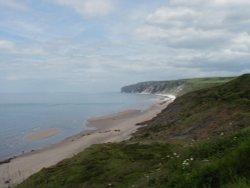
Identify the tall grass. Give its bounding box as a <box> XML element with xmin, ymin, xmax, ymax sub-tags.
<box><xmin>18</xmin><ymin>129</ymin><xmax>250</xmax><ymax>188</ymax></box>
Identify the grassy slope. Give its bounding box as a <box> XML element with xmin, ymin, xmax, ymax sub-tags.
<box><xmin>17</xmin><ymin>74</ymin><xmax>250</xmax><ymax>188</ymax></box>
<box><xmin>131</xmin><ymin>74</ymin><xmax>250</xmax><ymax>143</ymax></box>
<box><xmin>178</xmin><ymin>77</ymin><xmax>234</xmax><ymax>96</ymax></box>
<box><xmin>18</xmin><ymin>130</ymin><xmax>250</xmax><ymax>188</ymax></box>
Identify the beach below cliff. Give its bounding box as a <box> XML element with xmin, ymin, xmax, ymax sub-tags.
<box><xmin>0</xmin><ymin>95</ymin><xmax>174</xmax><ymax>188</ymax></box>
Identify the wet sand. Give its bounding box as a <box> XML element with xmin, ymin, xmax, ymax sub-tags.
<box><xmin>25</xmin><ymin>128</ymin><xmax>61</xmax><ymax>141</ymax></box>
<box><xmin>0</xmin><ymin>95</ymin><xmax>175</xmax><ymax>188</ymax></box>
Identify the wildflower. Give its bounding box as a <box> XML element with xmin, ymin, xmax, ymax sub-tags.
<box><xmin>182</xmin><ymin>159</ymin><xmax>190</xmax><ymax>166</ymax></box>
<box><xmin>182</xmin><ymin>160</ymin><xmax>190</xmax><ymax>170</ymax></box>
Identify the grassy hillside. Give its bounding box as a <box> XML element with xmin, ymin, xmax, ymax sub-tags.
<box><xmin>121</xmin><ymin>76</ymin><xmax>234</xmax><ymax>96</ymax></box>
<box><xmin>17</xmin><ymin>74</ymin><xmax>250</xmax><ymax>188</ymax></box>
<box><xmin>18</xmin><ymin>130</ymin><xmax>250</xmax><ymax>188</ymax></box>
<box><xmin>178</xmin><ymin>77</ymin><xmax>235</xmax><ymax>96</ymax></box>
<box><xmin>131</xmin><ymin>74</ymin><xmax>250</xmax><ymax>143</ymax></box>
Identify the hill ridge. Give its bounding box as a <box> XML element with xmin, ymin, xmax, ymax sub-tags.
<box><xmin>121</xmin><ymin>76</ymin><xmax>234</xmax><ymax>96</ymax></box>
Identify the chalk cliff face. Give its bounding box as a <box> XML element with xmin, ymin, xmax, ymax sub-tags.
<box><xmin>121</xmin><ymin>77</ymin><xmax>234</xmax><ymax>96</ymax></box>
<box><xmin>121</xmin><ymin>81</ymin><xmax>185</xmax><ymax>96</ymax></box>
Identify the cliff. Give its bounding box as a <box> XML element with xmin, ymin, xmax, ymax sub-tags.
<box><xmin>121</xmin><ymin>77</ymin><xmax>234</xmax><ymax>96</ymax></box>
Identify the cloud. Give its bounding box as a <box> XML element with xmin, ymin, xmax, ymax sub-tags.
<box><xmin>130</xmin><ymin>0</ymin><xmax>250</xmax><ymax>80</ymax></box>
<box><xmin>230</xmin><ymin>33</ymin><xmax>250</xmax><ymax>52</ymax></box>
<box><xmin>135</xmin><ymin>26</ymin><xmax>231</xmax><ymax>49</ymax></box>
<box><xmin>54</xmin><ymin>0</ymin><xmax>116</xmax><ymax>17</ymax></box>
<box><xmin>0</xmin><ymin>39</ymin><xmax>46</xmax><ymax>57</ymax></box>
<box><xmin>0</xmin><ymin>19</ymin><xmax>45</xmax><ymax>42</ymax></box>
<box><xmin>0</xmin><ymin>0</ymin><xmax>250</xmax><ymax>92</ymax></box>
<box><xmin>135</xmin><ymin>0</ymin><xmax>250</xmax><ymax>51</ymax></box>
<box><xmin>214</xmin><ymin>0</ymin><xmax>250</xmax><ymax>6</ymax></box>
<box><xmin>0</xmin><ymin>40</ymin><xmax>15</xmax><ymax>50</ymax></box>
<box><xmin>0</xmin><ymin>0</ymin><xmax>27</xmax><ymax>11</ymax></box>
<box><xmin>170</xmin><ymin>0</ymin><xmax>250</xmax><ymax>6</ymax></box>
<box><xmin>146</xmin><ymin>7</ymin><xmax>198</xmax><ymax>24</ymax></box>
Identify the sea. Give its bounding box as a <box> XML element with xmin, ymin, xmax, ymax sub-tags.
<box><xmin>0</xmin><ymin>92</ymin><xmax>158</xmax><ymax>160</ymax></box>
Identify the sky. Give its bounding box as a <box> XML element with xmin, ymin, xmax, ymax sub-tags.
<box><xmin>0</xmin><ymin>0</ymin><xmax>250</xmax><ymax>93</ymax></box>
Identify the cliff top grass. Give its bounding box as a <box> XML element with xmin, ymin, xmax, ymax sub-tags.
<box><xmin>121</xmin><ymin>76</ymin><xmax>234</xmax><ymax>96</ymax></box>
<box><xmin>178</xmin><ymin>76</ymin><xmax>235</xmax><ymax>96</ymax></box>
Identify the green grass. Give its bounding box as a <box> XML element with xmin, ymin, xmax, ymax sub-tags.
<box><xmin>178</xmin><ymin>77</ymin><xmax>234</xmax><ymax>96</ymax></box>
<box><xmin>17</xmin><ymin>129</ymin><xmax>250</xmax><ymax>188</ymax></box>
<box><xmin>131</xmin><ymin>74</ymin><xmax>250</xmax><ymax>143</ymax></box>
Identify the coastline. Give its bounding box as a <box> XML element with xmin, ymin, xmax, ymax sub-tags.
<box><xmin>0</xmin><ymin>94</ymin><xmax>175</xmax><ymax>188</ymax></box>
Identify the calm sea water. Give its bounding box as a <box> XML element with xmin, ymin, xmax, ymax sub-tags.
<box><xmin>0</xmin><ymin>92</ymin><xmax>157</xmax><ymax>159</ymax></box>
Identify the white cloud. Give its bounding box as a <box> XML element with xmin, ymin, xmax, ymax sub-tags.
<box><xmin>0</xmin><ymin>20</ymin><xmax>44</xmax><ymax>41</ymax></box>
<box><xmin>136</xmin><ymin>26</ymin><xmax>227</xmax><ymax>40</ymax></box>
<box><xmin>54</xmin><ymin>0</ymin><xmax>115</xmax><ymax>17</ymax></box>
<box><xmin>135</xmin><ymin>0</ymin><xmax>250</xmax><ymax>50</ymax></box>
<box><xmin>169</xmin><ymin>0</ymin><xmax>210</xmax><ymax>6</ymax></box>
<box><xmin>0</xmin><ymin>40</ymin><xmax>15</xmax><ymax>50</ymax></box>
<box><xmin>131</xmin><ymin>0</ymin><xmax>250</xmax><ymax>77</ymax></box>
<box><xmin>229</xmin><ymin>32</ymin><xmax>250</xmax><ymax>52</ymax></box>
<box><xmin>146</xmin><ymin>7</ymin><xmax>197</xmax><ymax>24</ymax></box>
<box><xmin>214</xmin><ymin>0</ymin><xmax>250</xmax><ymax>6</ymax></box>
<box><xmin>232</xmin><ymin>33</ymin><xmax>250</xmax><ymax>45</ymax></box>
<box><xmin>0</xmin><ymin>39</ymin><xmax>46</xmax><ymax>56</ymax></box>
<box><xmin>0</xmin><ymin>0</ymin><xmax>27</xmax><ymax>11</ymax></box>
<box><xmin>135</xmin><ymin>25</ymin><xmax>231</xmax><ymax>49</ymax></box>
<box><xmin>170</xmin><ymin>0</ymin><xmax>250</xmax><ymax>7</ymax></box>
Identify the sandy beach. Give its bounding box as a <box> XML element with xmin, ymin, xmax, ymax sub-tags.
<box><xmin>0</xmin><ymin>95</ymin><xmax>175</xmax><ymax>188</ymax></box>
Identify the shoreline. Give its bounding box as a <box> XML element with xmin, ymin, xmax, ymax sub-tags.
<box><xmin>0</xmin><ymin>94</ymin><xmax>175</xmax><ymax>188</ymax></box>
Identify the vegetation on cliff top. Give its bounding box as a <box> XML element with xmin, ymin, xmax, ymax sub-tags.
<box><xmin>121</xmin><ymin>76</ymin><xmax>234</xmax><ymax>96</ymax></box>
<box><xmin>17</xmin><ymin>74</ymin><xmax>250</xmax><ymax>188</ymax></box>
